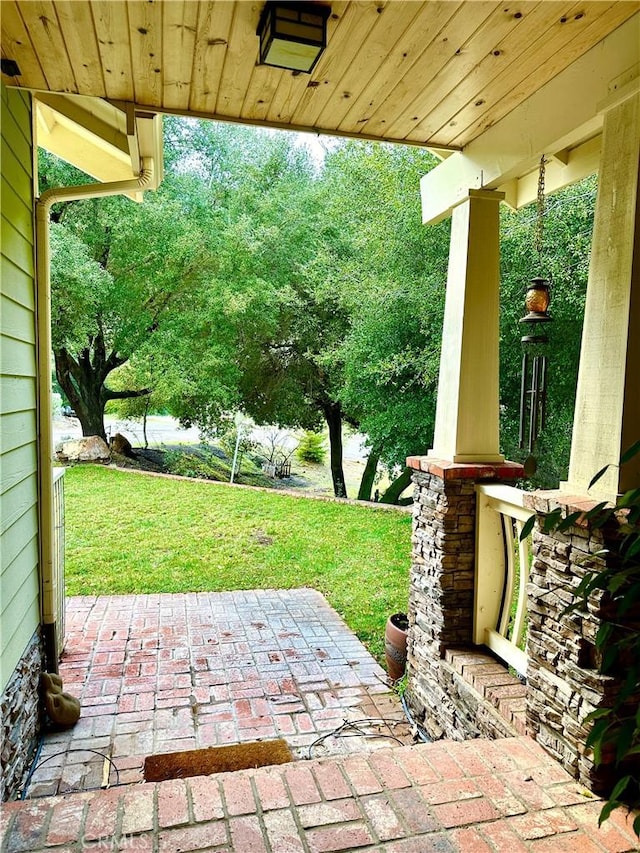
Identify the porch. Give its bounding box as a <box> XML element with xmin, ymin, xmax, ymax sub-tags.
<box><xmin>1</xmin><ymin>1</ymin><xmax>639</xmax><ymax>844</ymax></box>
<box><xmin>3</xmin><ymin>592</ymin><xmax>639</xmax><ymax>853</ymax></box>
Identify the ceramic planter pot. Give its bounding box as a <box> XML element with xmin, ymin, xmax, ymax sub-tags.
<box><xmin>384</xmin><ymin>612</ymin><xmax>409</xmax><ymax>681</ymax></box>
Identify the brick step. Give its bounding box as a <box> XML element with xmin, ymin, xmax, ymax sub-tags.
<box><xmin>2</xmin><ymin>736</ymin><xmax>638</xmax><ymax>852</ymax></box>
<box><xmin>444</xmin><ymin>647</ymin><xmax>528</xmax><ymax>736</ymax></box>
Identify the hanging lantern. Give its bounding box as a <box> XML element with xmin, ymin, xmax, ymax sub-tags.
<box><xmin>522</xmin><ymin>277</ymin><xmax>551</xmax><ymax>322</ymax></box>
<box><xmin>518</xmin><ymin>157</ymin><xmax>553</xmax><ymax>463</ymax></box>
<box><xmin>256</xmin><ymin>3</ymin><xmax>331</xmax><ymax>73</ymax></box>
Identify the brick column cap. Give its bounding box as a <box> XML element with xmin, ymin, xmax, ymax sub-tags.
<box><xmin>406</xmin><ymin>456</ymin><xmax>525</xmax><ymax>480</ymax></box>
<box><xmin>522</xmin><ymin>489</ymin><xmax>611</xmax><ymax>517</ymax></box>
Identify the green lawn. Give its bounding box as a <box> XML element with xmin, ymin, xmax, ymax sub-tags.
<box><xmin>63</xmin><ymin>466</ymin><xmax>412</xmax><ymax>661</ymax></box>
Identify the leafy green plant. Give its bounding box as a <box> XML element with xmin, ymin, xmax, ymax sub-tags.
<box><xmin>164</xmin><ymin>447</ymin><xmax>229</xmax><ymax>481</ymax></box>
<box><xmin>393</xmin><ymin>673</ymin><xmax>408</xmax><ymax>698</ymax></box>
<box><xmin>296</xmin><ymin>431</ymin><xmax>326</xmax><ymax>464</ymax></box>
<box><xmin>521</xmin><ymin>441</ymin><xmax>640</xmax><ymax>834</ymax></box>
<box><xmin>219</xmin><ymin>425</ymin><xmax>257</xmax><ymax>462</ymax></box>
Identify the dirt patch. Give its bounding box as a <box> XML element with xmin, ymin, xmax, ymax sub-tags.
<box><xmin>252</xmin><ymin>529</ymin><xmax>274</xmax><ymax>546</ymax></box>
<box><xmin>144</xmin><ymin>739</ymin><xmax>293</xmax><ymax>782</ymax></box>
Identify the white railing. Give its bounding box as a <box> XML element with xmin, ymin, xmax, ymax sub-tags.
<box><xmin>474</xmin><ymin>483</ymin><xmax>534</xmax><ymax>677</ymax></box>
<box><xmin>52</xmin><ymin>467</ymin><xmax>66</xmax><ymax>658</ymax></box>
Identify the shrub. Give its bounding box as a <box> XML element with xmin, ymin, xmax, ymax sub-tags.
<box><xmin>164</xmin><ymin>447</ymin><xmax>228</xmax><ymax>481</ymax></box>
<box><xmin>296</xmin><ymin>431</ymin><xmax>326</xmax><ymax>464</ymax></box>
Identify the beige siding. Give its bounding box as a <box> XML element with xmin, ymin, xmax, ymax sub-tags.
<box><xmin>1</xmin><ymin>83</ymin><xmax>39</xmax><ymax>691</ymax></box>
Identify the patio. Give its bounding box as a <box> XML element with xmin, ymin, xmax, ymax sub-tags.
<box><xmin>2</xmin><ymin>590</ymin><xmax>639</xmax><ymax>852</ymax></box>
<box><xmin>2</xmin><ymin>4</ymin><xmax>640</xmax><ymax>848</ymax></box>
<box><xmin>25</xmin><ymin>590</ymin><xmax>411</xmax><ymax>798</ymax></box>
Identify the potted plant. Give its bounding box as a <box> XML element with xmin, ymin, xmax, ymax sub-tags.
<box><xmin>385</xmin><ymin>612</ymin><xmax>409</xmax><ymax>681</ymax></box>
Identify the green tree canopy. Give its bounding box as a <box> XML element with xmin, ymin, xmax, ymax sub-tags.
<box><xmin>45</xmin><ymin>117</ymin><xmax>594</xmax><ymax>495</ymax></box>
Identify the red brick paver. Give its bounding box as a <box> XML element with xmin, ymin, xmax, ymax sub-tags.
<box><xmin>3</xmin><ymin>736</ymin><xmax>639</xmax><ymax>852</ymax></box>
<box><xmin>4</xmin><ymin>593</ymin><xmax>639</xmax><ymax>852</ymax></box>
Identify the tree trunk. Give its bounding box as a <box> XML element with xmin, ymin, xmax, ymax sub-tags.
<box><xmin>322</xmin><ymin>401</ymin><xmax>347</xmax><ymax>498</ymax></box>
<box><xmin>357</xmin><ymin>448</ymin><xmax>380</xmax><ymax>501</ymax></box>
<box><xmin>379</xmin><ymin>466</ymin><xmax>413</xmax><ymax>504</ymax></box>
<box><xmin>55</xmin><ymin>348</ymin><xmax>109</xmax><ymax>441</ymax></box>
<box><xmin>54</xmin><ymin>341</ymin><xmax>149</xmax><ymax>443</ymax></box>
<box><xmin>142</xmin><ymin>396</ymin><xmax>150</xmax><ymax>449</ymax></box>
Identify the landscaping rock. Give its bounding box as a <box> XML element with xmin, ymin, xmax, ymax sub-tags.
<box><xmin>58</xmin><ymin>436</ymin><xmax>110</xmax><ymax>463</ymax></box>
<box><xmin>111</xmin><ymin>432</ymin><xmax>134</xmax><ymax>457</ymax></box>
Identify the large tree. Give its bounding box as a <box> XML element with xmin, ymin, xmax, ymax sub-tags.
<box><xmin>42</xmin><ymin>142</ymin><xmax>235</xmax><ymax>441</ymax></box>
<box><xmin>316</xmin><ymin>142</ymin><xmax>449</xmax><ymax>498</ymax></box>
<box><xmin>46</xmin><ymin>118</ymin><xmax>594</xmax><ymax>495</ymax></box>
<box><xmin>157</xmin><ymin>120</ymin><xmax>359</xmax><ymax>496</ymax></box>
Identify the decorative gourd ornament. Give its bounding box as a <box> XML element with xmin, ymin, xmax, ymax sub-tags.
<box><xmin>40</xmin><ymin>672</ymin><xmax>81</xmax><ymax>727</ymax></box>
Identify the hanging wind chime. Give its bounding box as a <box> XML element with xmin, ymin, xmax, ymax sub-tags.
<box><xmin>519</xmin><ymin>155</ymin><xmax>552</xmax><ymax>473</ymax></box>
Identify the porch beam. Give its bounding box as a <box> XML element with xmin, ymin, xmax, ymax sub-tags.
<box><xmin>429</xmin><ymin>189</ymin><xmax>504</xmax><ymax>464</ymax></box>
<box><xmin>35</xmin><ymin>92</ymin><xmax>129</xmax><ymax>154</ymax></box>
<box><xmin>420</xmin><ymin>13</ymin><xmax>640</xmax><ymax>225</ymax></box>
<box><xmin>501</xmin><ymin>136</ymin><xmax>602</xmax><ymax>211</ymax></box>
<box><xmin>34</xmin><ymin>96</ymin><xmax>163</xmax><ymax>202</ymax></box>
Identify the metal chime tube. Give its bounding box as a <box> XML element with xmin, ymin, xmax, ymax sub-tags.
<box><xmin>529</xmin><ymin>355</ymin><xmax>540</xmax><ymax>453</ymax></box>
<box><xmin>538</xmin><ymin>356</ymin><xmax>547</xmax><ymax>433</ymax></box>
<box><xmin>519</xmin><ymin>351</ymin><xmax>549</xmax><ymax>453</ymax></box>
<box><xmin>519</xmin><ymin>352</ymin><xmax>529</xmax><ymax>448</ymax></box>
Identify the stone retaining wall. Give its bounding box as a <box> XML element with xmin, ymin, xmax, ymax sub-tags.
<box><xmin>1</xmin><ymin>631</ymin><xmax>44</xmax><ymax>800</ymax></box>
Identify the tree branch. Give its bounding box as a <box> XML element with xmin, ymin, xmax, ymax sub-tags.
<box><xmin>104</xmin><ymin>387</ymin><xmax>151</xmax><ymax>401</ymax></box>
<box><xmin>104</xmin><ymin>349</ymin><xmax>128</xmax><ymax>374</ymax></box>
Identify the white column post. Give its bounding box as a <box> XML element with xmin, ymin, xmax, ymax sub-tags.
<box><xmin>564</xmin><ymin>93</ymin><xmax>640</xmax><ymax>499</ymax></box>
<box><xmin>429</xmin><ymin>189</ymin><xmax>505</xmax><ymax>464</ymax></box>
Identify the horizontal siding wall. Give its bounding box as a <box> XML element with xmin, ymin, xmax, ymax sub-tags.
<box><xmin>0</xmin><ymin>83</ymin><xmax>39</xmax><ymax>692</ymax></box>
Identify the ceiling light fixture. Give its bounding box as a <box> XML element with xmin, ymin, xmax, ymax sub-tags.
<box><xmin>257</xmin><ymin>2</ymin><xmax>331</xmax><ymax>74</ymax></box>
<box><xmin>1</xmin><ymin>59</ymin><xmax>22</xmax><ymax>77</ymax></box>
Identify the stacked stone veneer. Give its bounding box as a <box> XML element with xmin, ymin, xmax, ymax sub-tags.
<box><xmin>1</xmin><ymin>631</ymin><xmax>44</xmax><ymax>801</ymax></box>
<box><xmin>404</xmin><ymin>457</ymin><xmax>525</xmax><ymax>743</ymax></box>
<box><xmin>524</xmin><ymin>490</ymin><xmax>625</xmax><ymax>793</ymax></box>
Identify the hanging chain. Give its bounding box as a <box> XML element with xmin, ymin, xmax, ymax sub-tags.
<box><xmin>535</xmin><ymin>155</ymin><xmax>546</xmax><ymax>270</ymax></box>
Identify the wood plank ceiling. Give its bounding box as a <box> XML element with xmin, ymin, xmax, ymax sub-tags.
<box><xmin>2</xmin><ymin>1</ymin><xmax>639</xmax><ymax>149</ymax></box>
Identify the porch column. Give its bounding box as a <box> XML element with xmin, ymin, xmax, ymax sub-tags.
<box><xmin>564</xmin><ymin>92</ymin><xmax>640</xmax><ymax>499</ymax></box>
<box><xmin>429</xmin><ymin>189</ymin><xmax>505</xmax><ymax>464</ymax></box>
<box><xmin>405</xmin><ymin>186</ymin><xmax>525</xmax><ymax>742</ymax></box>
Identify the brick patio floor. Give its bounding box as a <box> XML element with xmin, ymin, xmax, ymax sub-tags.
<box><xmin>3</xmin><ymin>736</ymin><xmax>638</xmax><ymax>851</ymax></box>
<box><xmin>25</xmin><ymin>590</ymin><xmax>411</xmax><ymax>797</ymax></box>
<box><xmin>2</xmin><ymin>591</ymin><xmax>638</xmax><ymax>852</ymax></box>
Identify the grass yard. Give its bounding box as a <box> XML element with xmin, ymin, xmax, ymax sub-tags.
<box><xmin>64</xmin><ymin>465</ymin><xmax>412</xmax><ymax>661</ymax></box>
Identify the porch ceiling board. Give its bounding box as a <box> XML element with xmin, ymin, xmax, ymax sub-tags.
<box><xmin>440</xmin><ymin>0</ymin><xmax>640</xmax><ymax>148</ymax></box>
<box><xmin>405</xmin><ymin>0</ymin><xmax>601</xmax><ymax>144</ymax></box>
<box><xmin>2</xmin><ymin>1</ymin><xmax>638</xmax><ymax>149</ymax></box>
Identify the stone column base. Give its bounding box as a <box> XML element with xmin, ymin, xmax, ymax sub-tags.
<box><xmin>405</xmin><ymin>457</ymin><xmax>524</xmax><ymax>741</ymax></box>
<box><xmin>1</xmin><ymin>630</ymin><xmax>45</xmax><ymax>801</ymax></box>
<box><xmin>523</xmin><ymin>490</ymin><xmax>628</xmax><ymax>793</ymax></box>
